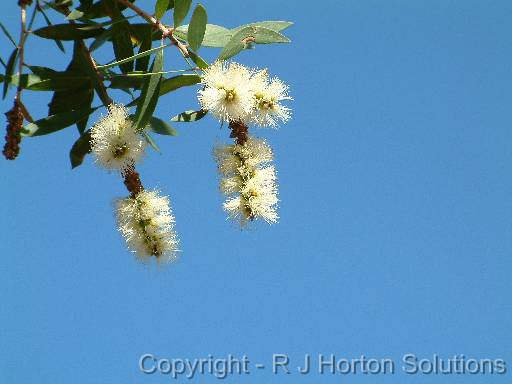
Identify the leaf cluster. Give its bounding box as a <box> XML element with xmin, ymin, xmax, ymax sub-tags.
<box><xmin>0</xmin><ymin>0</ymin><xmax>292</xmax><ymax>168</ymax></box>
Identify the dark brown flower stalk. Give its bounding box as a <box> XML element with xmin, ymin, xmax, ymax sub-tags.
<box><xmin>229</xmin><ymin>120</ymin><xmax>249</xmax><ymax>145</ymax></box>
<box><xmin>2</xmin><ymin>100</ymin><xmax>23</xmax><ymax>160</ymax></box>
<box><xmin>123</xmin><ymin>166</ymin><xmax>144</xmax><ymax>197</ymax></box>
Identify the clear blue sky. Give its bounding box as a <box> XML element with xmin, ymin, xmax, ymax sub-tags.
<box><xmin>2</xmin><ymin>0</ymin><xmax>512</xmax><ymax>383</ymax></box>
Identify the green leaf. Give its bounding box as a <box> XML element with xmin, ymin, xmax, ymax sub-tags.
<box><xmin>70</xmin><ymin>129</ymin><xmax>92</xmax><ymax>168</ymax></box>
<box><xmin>76</xmin><ymin>0</ymin><xmax>135</xmax><ymax>19</ymax></box>
<box><xmin>134</xmin><ymin>48</ymin><xmax>163</xmax><ymax>131</ymax></box>
<box><xmin>109</xmin><ymin>0</ymin><xmax>134</xmax><ymax>74</ymax></box>
<box><xmin>135</xmin><ymin>24</ymin><xmax>152</xmax><ymax>72</ymax></box>
<box><xmin>21</xmin><ymin>108</ymin><xmax>96</xmax><ymax>137</ymax></box>
<box><xmin>3</xmin><ymin>48</ymin><xmax>18</xmax><ymax>99</ymax></box>
<box><xmin>160</xmin><ymin>74</ymin><xmax>201</xmax><ymax>95</ymax></box>
<box><xmin>149</xmin><ymin>117</ymin><xmax>177</xmax><ymax>136</ymax></box>
<box><xmin>173</xmin><ymin>0</ymin><xmax>192</xmax><ymax>28</ymax></box>
<box><xmin>0</xmin><ymin>22</ymin><xmax>17</xmax><ymax>47</ymax></box>
<box><xmin>170</xmin><ymin>109</ymin><xmax>207</xmax><ymax>122</ymax></box>
<box><xmin>89</xmin><ymin>28</ymin><xmax>113</xmax><ymax>51</ymax></box>
<box><xmin>33</xmin><ymin>24</ymin><xmax>105</xmax><ymax>40</ymax></box>
<box><xmin>175</xmin><ymin>21</ymin><xmax>292</xmax><ymax>48</ymax></box>
<box><xmin>142</xmin><ymin>131</ymin><xmax>160</xmax><ymax>152</ymax></box>
<box><xmin>218</xmin><ymin>26</ymin><xmax>290</xmax><ymax>60</ymax></box>
<box><xmin>38</xmin><ymin>6</ymin><xmax>66</xmax><ymax>52</ymax></box>
<box><xmin>188</xmin><ymin>50</ymin><xmax>208</xmax><ymax>69</ymax></box>
<box><xmin>187</xmin><ymin>4</ymin><xmax>207</xmax><ymax>52</ymax></box>
<box><xmin>66</xmin><ymin>9</ymin><xmax>85</xmax><ymax>20</ymax></box>
<box><xmin>182</xmin><ymin>24</ymin><xmax>229</xmax><ymax>47</ymax></box>
<box><xmin>129</xmin><ymin>23</ymin><xmax>163</xmax><ymax>42</ymax></box>
<box><xmin>155</xmin><ymin>0</ymin><xmax>170</xmax><ymax>20</ymax></box>
<box><xmin>49</xmin><ymin>42</ymin><xmax>94</xmax><ymax>134</ymax></box>
<box><xmin>232</xmin><ymin>21</ymin><xmax>293</xmax><ymax>34</ymax></box>
<box><xmin>96</xmin><ymin>44</ymin><xmax>169</xmax><ymax>70</ymax></box>
<box><xmin>9</xmin><ymin>73</ymin><xmax>90</xmax><ymax>91</ymax></box>
<box><xmin>109</xmin><ymin>74</ymin><xmax>143</xmax><ymax>89</ymax></box>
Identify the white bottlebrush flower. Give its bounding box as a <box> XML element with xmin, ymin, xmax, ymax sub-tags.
<box><xmin>116</xmin><ymin>190</ymin><xmax>179</xmax><ymax>263</ymax></box>
<box><xmin>213</xmin><ymin>136</ymin><xmax>274</xmax><ymax>176</ymax></box>
<box><xmin>198</xmin><ymin>61</ymin><xmax>254</xmax><ymax>123</ymax></box>
<box><xmin>90</xmin><ymin>103</ymin><xmax>145</xmax><ymax>172</ymax></box>
<box><xmin>249</xmin><ymin>69</ymin><xmax>292</xmax><ymax>128</ymax></box>
<box><xmin>214</xmin><ymin>137</ymin><xmax>279</xmax><ymax>226</ymax></box>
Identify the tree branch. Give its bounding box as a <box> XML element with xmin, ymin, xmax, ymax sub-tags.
<box><xmin>16</xmin><ymin>4</ymin><xmax>27</xmax><ymax>101</ymax></box>
<box><xmin>116</xmin><ymin>0</ymin><xmax>189</xmax><ymax>58</ymax></box>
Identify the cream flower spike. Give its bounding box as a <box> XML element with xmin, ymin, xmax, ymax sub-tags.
<box><xmin>116</xmin><ymin>190</ymin><xmax>179</xmax><ymax>263</ymax></box>
<box><xmin>90</xmin><ymin>103</ymin><xmax>145</xmax><ymax>172</ymax></box>
<box><xmin>214</xmin><ymin>137</ymin><xmax>279</xmax><ymax>226</ymax></box>
<box><xmin>198</xmin><ymin>61</ymin><xmax>254</xmax><ymax>123</ymax></box>
<box><xmin>250</xmin><ymin>69</ymin><xmax>292</xmax><ymax>128</ymax></box>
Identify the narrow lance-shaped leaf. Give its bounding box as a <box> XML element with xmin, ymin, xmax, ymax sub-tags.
<box><xmin>9</xmin><ymin>69</ymin><xmax>90</xmax><ymax>91</ymax></box>
<box><xmin>0</xmin><ymin>22</ymin><xmax>17</xmax><ymax>47</ymax></box>
<box><xmin>33</xmin><ymin>24</ymin><xmax>106</xmax><ymax>40</ymax></box>
<box><xmin>142</xmin><ymin>131</ymin><xmax>160</xmax><ymax>152</ymax></box>
<box><xmin>89</xmin><ymin>28</ymin><xmax>113</xmax><ymax>52</ymax></box>
<box><xmin>218</xmin><ymin>26</ymin><xmax>290</xmax><ymax>60</ymax></box>
<box><xmin>108</xmin><ymin>0</ymin><xmax>134</xmax><ymax>73</ymax></box>
<box><xmin>66</xmin><ymin>9</ymin><xmax>85</xmax><ymax>21</ymax></box>
<box><xmin>187</xmin><ymin>4</ymin><xmax>207</xmax><ymax>52</ymax></box>
<box><xmin>70</xmin><ymin>129</ymin><xmax>92</xmax><ymax>168</ymax></box>
<box><xmin>134</xmin><ymin>48</ymin><xmax>164</xmax><ymax>131</ymax></box>
<box><xmin>170</xmin><ymin>109</ymin><xmax>207</xmax><ymax>122</ymax></box>
<box><xmin>155</xmin><ymin>0</ymin><xmax>170</xmax><ymax>20</ymax></box>
<box><xmin>96</xmin><ymin>44</ymin><xmax>169</xmax><ymax>70</ymax></box>
<box><xmin>135</xmin><ymin>25</ymin><xmax>152</xmax><ymax>72</ymax></box>
<box><xmin>149</xmin><ymin>116</ymin><xmax>178</xmax><ymax>136</ymax></box>
<box><xmin>21</xmin><ymin>108</ymin><xmax>96</xmax><ymax>137</ymax></box>
<box><xmin>188</xmin><ymin>50</ymin><xmax>208</xmax><ymax>69</ymax></box>
<box><xmin>3</xmin><ymin>48</ymin><xmax>18</xmax><ymax>99</ymax></box>
<box><xmin>49</xmin><ymin>42</ymin><xmax>95</xmax><ymax>134</ymax></box>
<box><xmin>175</xmin><ymin>24</ymin><xmax>230</xmax><ymax>48</ymax></box>
<box><xmin>38</xmin><ymin>6</ymin><xmax>66</xmax><ymax>52</ymax></box>
<box><xmin>159</xmin><ymin>74</ymin><xmax>201</xmax><ymax>95</ymax></box>
<box><xmin>174</xmin><ymin>21</ymin><xmax>292</xmax><ymax>49</ymax></box>
<box><xmin>231</xmin><ymin>21</ymin><xmax>293</xmax><ymax>34</ymax></box>
<box><xmin>173</xmin><ymin>0</ymin><xmax>192</xmax><ymax>28</ymax></box>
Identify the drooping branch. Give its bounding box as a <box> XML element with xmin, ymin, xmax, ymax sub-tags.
<box><xmin>116</xmin><ymin>0</ymin><xmax>189</xmax><ymax>58</ymax></box>
<box><xmin>16</xmin><ymin>1</ymin><xmax>29</xmax><ymax>101</ymax></box>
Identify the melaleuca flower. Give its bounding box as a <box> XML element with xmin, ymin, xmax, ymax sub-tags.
<box><xmin>90</xmin><ymin>103</ymin><xmax>145</xmax><ymax>172</ymax></box>
<box><xmin>116</xmin><ymin>190</ymin><xmax>179</xmax><ymax>263</ymax></box>
<box><xmin>249</xmin><ymin>69</ymin><xmax>292</xmax><ymax>128</ymax></box>
<box><xmin>214</xmin><ymin>137</ymin><xmax>279</xmax><ymax>225</ymax></box>
<box><xmin>198</xmin><ymin>61</ymin><xmax>254</xmax><ymax>123</ymax></box>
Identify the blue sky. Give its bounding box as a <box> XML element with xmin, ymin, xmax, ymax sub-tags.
<box><xmin>1</xmin><ymin>0</ymin><xmax>512</xmax><ymax>383</ymax></box>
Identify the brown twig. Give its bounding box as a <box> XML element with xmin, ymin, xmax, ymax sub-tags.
<box><xmin>16</xmin><ymin>4</ymin><xmax>27</xmax><ymax>102</ymax></box>
<box><xmin>116</xmin><ymin>0</ymin><xmax>189</xmax><ymax>58</ymax></box>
